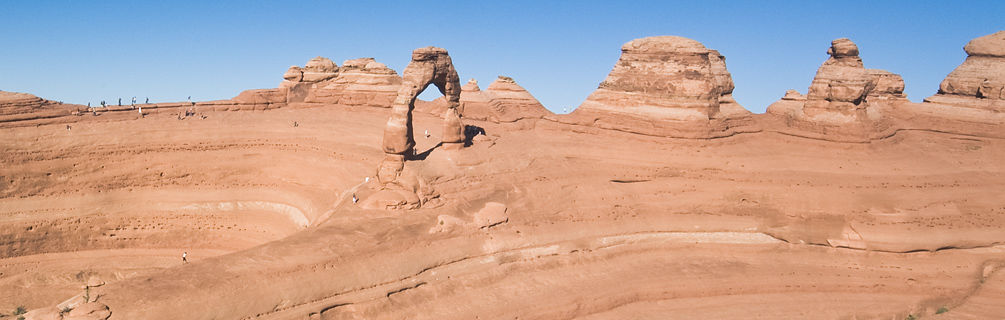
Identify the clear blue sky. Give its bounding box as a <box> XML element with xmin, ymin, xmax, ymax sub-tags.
<box><xmin>1</xmin><ymin>1</ymin><xmax>1002</xmax><ymax>113</ymax></box>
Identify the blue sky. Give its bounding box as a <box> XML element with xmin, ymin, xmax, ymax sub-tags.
<box><xmin>1</xmin><ymin>1</ymin><xmax>1002</xmax><ymax>113</ymax></box>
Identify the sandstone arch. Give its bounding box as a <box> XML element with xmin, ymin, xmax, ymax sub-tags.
<box><xmin>378</xmin><ymin>47</ymin><xmax>464</xmax><ymax>182</ymax></box>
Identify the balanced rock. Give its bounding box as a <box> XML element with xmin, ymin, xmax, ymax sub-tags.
<box><xmin>926</xmin><ymin>31</ymin><xmax>1005</xmax><ymax>108</ymax></box>
<box><xmin>305</xmin><ymin>58</ymin><xmax>403</xmax><ymax>107</ymax></box>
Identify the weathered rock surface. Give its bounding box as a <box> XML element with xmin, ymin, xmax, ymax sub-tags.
<box><xmin>578</xmin><ymin>36</ymin><xmax>725</xmax><ymax>121</ymax></box>
<box><xmin>62</xmin><ymin>302</ymin><xmax>110</xmax><ymax>320</ymax></box>
<box><xmin>764</xmin><ymin>38</ymin><xmax>908</xmax><ymax>140</ymax></box>
<box><xmin>305</xmin><ymin>58</ymin><xmax>402</xmax><ymax>107</ymax></box>
<box><xmin>562</xmin><ymin>36</ymin><xmax>755</xmax><ymax>138</ymax></box>
<box><xmin>301</xmin><ymin>56</ymin><xmax>339</xmax><ymax>82</ymax></box>
<box><xmin>379</xmin><ymin>47</ymin><xmax>463</xmax><ymax>184</ymax></box>
<box><xmin>926</xmin><ymin>31</ymin><xmax>1005</xmax><ymax>110</ymax></box>
<box><xmin>423</xmin><ymin>77</ymin><xmax>551</xmax><ymax>123</ymax></box>
<box><xmin>282</xmin><ymin>66</ymin><xmax>304</xmax><ymax>82</ymax></box>
<box><xmin>0</xmin><ymin>90</ymin><xmax>86</xmax><ymax>124</ymax></box>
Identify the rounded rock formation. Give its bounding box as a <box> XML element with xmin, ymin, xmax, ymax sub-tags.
<box><xmin>301</xmin><ymin>56</ymin><xmax>339</xmax><ymax>82</ymax></box>
<box><xmin>933</xmin><ymin>31</ymin><xmax>1005</xmax><ymax>103</ymax></box>
<box><xmin>564</xmin><ymin>35</ymin><xmax>755</xmax><ymax>138</ymax></box>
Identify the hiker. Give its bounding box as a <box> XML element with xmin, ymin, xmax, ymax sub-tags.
<box><xmin>145</xmin><ymin>97</ymin><xmax>149</xmax><ymax>104</ymax></box>
<box><xmin>182</xmin><ymin>252</ymin><xmax>188</xmax><ymax>263</ymax></box>
<box><xmin>293</xmin><ymin>121</ymin><xmax>298</xmax><ymax>127</ymax></box>
<box><xmin>425</xmin><ymin>129</ymin><xmax>430</xmax><ymax>138</ymax></box>
<box><xmin>66</xmin><ymin>125</ymin><xmax>71</xmax><ymax>132</ymax></box>
<box><xmin>100</xmin><ymin>100</ymin><xmax>106</xmax><ymax>108</ymax></box>
<box><xmin>352</xmin><ymin>193</ymin><xmax>358</xmax><ymax>204</ymax></box>
<box><xmin>118</xmin><ymin>98</ymin><xmax>121</xmax><ymax>106</ymax></box>
<box><xmin>365</xmin><ymin>177</ymin><xmax>370</xmax><ymax>183</ymax></box>
<box><xmin>138</xmin><ymin>106</ymin><xmax>143</xmax><ymax>117</ymax></box>
<box><xmin>132</xmin><ymin>96</ymin><xmax>136</xmax><ymax>106</ymax></box>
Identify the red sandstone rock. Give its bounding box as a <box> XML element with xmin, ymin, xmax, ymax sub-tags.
<box><xmin>927</xmin><ymin>30</ymin><xmax>1005</xmax><ymax>110</ymax></box>
<box><xmin>301</xmin><ymin>56</ymin><xmax>339</xmax><ymax>82</ymax></box>
<box><xmin>767</xmin><ymin>38</ymin><xmax>905</xmax><ymax>127</ymax></box>
<box><xmin>577</xmin><ymin>36</ymin><xmax>724</xmax><ymax>122</ymax></box>
<box><xmin>379</xmin><ymin>47</ymin><xmax>464</xmax><ymax>184</ymax></box>
<box><xmin>564</xmin><ymin>36</ymin><xmax>756</xmax><ymax>138</ymax></box>
<box><xmin>305</xmin><ymin>58</ymin><xmax>402</xmax><ymax>107</ymax></box>
<box><xmin>438</xmin><ymin>77</ymin><xmax>551</xmax><ymax>123</ymax></box>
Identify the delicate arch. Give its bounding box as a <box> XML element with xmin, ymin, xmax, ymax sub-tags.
<box><xmin>378</xmin><ymin>47</ymin><xmax>464</xmax><ymax>182</ymax></box>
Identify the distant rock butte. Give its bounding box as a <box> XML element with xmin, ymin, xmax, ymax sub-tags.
<box><xmin>422</xmin><ymin>77</ymin><xmax>551</xmax><ymax>123</ymax></box>
<box><xmin>579</xmin><ymin>36</ymin><xmax>737</xmax><ymax>121</ymax></box>
<box><xmin>304</xmin><ymin>58</ymin><xmax>402</xmax><ymax>107</ymax></box>
<box><xmin>926</xmin><ymin>30</ymin><xmax>1005</xmax><ymax>110</ymax></box>
<box><xmin>564</xmin><ymin>36</ymin><xmax>756</xmax><ymax>138</ymax></box>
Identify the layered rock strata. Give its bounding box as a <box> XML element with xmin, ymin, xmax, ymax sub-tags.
<box><xmin>0</xmin><ymin>91</ymin><xmax>86</xmax><ymax>124</ymax></box>
<box><xmin>762</xmin><ymin>38</ymin><xmax>911</xmax><ymax>141</ymax></box>
<box><xmin>925</xmin><ymin>31</ymin><xmax>1005</xmax><ymax>111</ymax></box>
<box><xmin>421</xmin><ymin>77</ymin><xmax>551</xmax><ymax>123</ymax></box>
<box><xmin>304</xmin><ymin>58</ymin><xmax>402</xmax><ymax>107</ymax></box>
<box><xmin>565</xmin><ymin>36</ymin><xmax>755</xmax><ymax>138</ymax></box>
<box><xmin>278</xmin><ymin>56</ymin><xmax>402</xmax><ymax>106</ymax></box>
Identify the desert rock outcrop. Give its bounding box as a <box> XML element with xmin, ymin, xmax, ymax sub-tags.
<box><xmin>578</xmin><ymin>36</ymin><xmax>726</xmax><ymax>121</ymax></box>
<box><xmin>301</xmin><ymin>56</ymin><xmax>339</xmax><ymax>82</ymax></box>
<box><xmin>765</xmin><ymin>38</ymin><xmax>907</xmax><ymax>138</ymax></box>
<box><xmin>925</xmin><ymin>30</ymin><xmax>1005</xmax><ymax>110</ymax></box>
<box><xmin>0</xmin><ymin>90</ymin><xmax>86</xmax><ymax>124</ymax></box>
<box><xmin>422</xmin><ymin>77</ymin><xmax>550</xmax><ymax>123</ymax></box>
<box><xmin>304</xmin><ymin>58</ymin><xmax>402</xmax><ymax>107</ymax></box>
<box><xmin>564</xmin><ymin>36</ymin><xmax>755</xmax><ymax>137</ymax></box>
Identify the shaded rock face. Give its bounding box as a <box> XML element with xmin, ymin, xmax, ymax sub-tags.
<box><xmin>379</xmin><ymin>47</ymin><xmax>463</xmax><ymax>184</ymax></box>
<box><xmin>768</xmin><ymin>38</ymin><xmax>906</xmax><ymax>124</ymax></box>
<box><xmin>928</xmin><ymin>31</ymin><xmax>1005</xmax><ymax>108</ymax></box>
<box><xmin>577</xmin><ymin>36</ymin><xmax>743</xmax><ymax>122</ymax></box>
